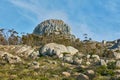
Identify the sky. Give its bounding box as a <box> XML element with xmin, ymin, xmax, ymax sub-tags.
<box><xmin>0</xmin><ymin>0</ymin><xmax>120</xmax><ymax>41</ymax></box>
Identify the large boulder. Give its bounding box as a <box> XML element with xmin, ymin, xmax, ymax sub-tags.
<box><xmin>40</xmin><ymin>43</ymin><xmax>78</xmax><ymax>58</ymax></box>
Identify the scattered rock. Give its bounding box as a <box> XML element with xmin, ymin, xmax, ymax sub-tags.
<box><xmin>28</xmin><ymin>61</ymin><xmax>39</xmax><ymax>69</ymax></box>
<box><xmin>29</xmin><ymin>51</ymin><xmax>39</xmax><ymax>59</ymax></box>
<box><xmin>92</xmin><ymin>55</ymin><xmax>100</xmax><ymax>61</ymax></box>
<box><xmin>86</xmin><ymin>55</ymin><xmax>91</xmax><ymax>59</ymax></box>
<box><xmin>75</xmin><ymin>52</ymin><xmax>84</xmax><ymax>58</ymax></box>
<box><xmin>77</xmin><ymin>73</ymin><xmax>89</xmax><ymax>80</ymax></box>
<box><xmin>113</xmin><ymin>52</ymin><xmax>120</xmax><ymax>59</ymax></box>
<box><xmin>100</xmin><ymin>59</ymin><xmax>107</xmax><ymax>66</ymax></box>
<box><xmin>0</xmin><ymin>51</ymin><xmax>21</xmax><ymax>64</ymax></box>
<box><xmin>102</xmin><ymin>40</ymin><xmax>106</xmax><ymax>45</ymax></box>
<box><xmin>86</xmin><ymin>70</ymin><xmax>95</xmax><ymax>75</ymax></box>
<box><xmin>86</xmin><ymin>61</ymin><xmax>90</xmax><ymax>65</ymax></box>
<box><xmin>114</xmin><ymin>70</ymin><xmax>120</xmax><ymax>74</ymax></box>
<box><xmin>62</xmin><ymin>72</ymin><xmax>71</xmax><ymax>77</ymax></box>
<box><xmin>63</xmin><ymin>55</ymin><xmax>73</xmax><ymax>63</ymax></box>
<box><xmin>86</xmin><ymin>70</ymin><xmax>95</xmax><ymax>78</ymax></box>
<box><xmin>116</xmin><ymin>61</ymin><xmax>120</xmax><ymax>68</ymax></box>
<box><xmin>73</xmin><ymin>58</ymin><xmax>82</xmax><ymax>65</ymax></box>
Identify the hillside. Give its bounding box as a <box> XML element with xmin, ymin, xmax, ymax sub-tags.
<box><xmin>0</xmin><ymin>19</ymin><xmax>120</xmax><ymax>80</ymax></box>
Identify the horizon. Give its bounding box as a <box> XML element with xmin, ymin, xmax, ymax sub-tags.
<box><xmin>0</xmin><ymin>0</ymin><xmax>120</xmax><ymax>41</ymax></box>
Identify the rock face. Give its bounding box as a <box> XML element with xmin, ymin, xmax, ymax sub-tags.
<box><xmin>33</xmin><ymin>19</ymin><xmax>71</xmax><ymax>35</ymax></box>
<box><xmin>33</xmin><ymin>19</ymin><xmax>76</xmax><ymax>40</ymax></box>
<box><xmin>40</xmin><ymin>43</ymin><xmax>78</xmax><ymax>58</ymax></box>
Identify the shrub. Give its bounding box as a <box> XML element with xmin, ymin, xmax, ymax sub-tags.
<box><xmin>107</xmin><ymin>62</ymin><xmax>116</xmax><ymax>69</ymax></box>
<box><xmin>96</xmin><ymin>65</ymin><xmax>115</xmax><ymax>76</ymax></box>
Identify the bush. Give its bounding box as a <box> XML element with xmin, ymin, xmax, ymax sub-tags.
<box><xmin>96</xmin><ymin>65</ymin><xmax>115</xmax><ymax>76</ymax></box>
<box><xmin>107</xmin><ymin>62</ymin><xmax>116</xmax><ymax>69</ymax></box>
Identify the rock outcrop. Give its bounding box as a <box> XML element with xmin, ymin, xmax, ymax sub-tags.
<box><xmin>33</xmin><ymin>19</ymin><xmax>75</xmax><ymax>39</ymax></box>
<box><xmin>33</xmin><ymin>19</ymin><xmax>71</xmax><ymax>35</ymax></box>
<box><xmin>40</xmin><ymin>43</ymin><xmax>78</xmax><ymax>58</ymax></box>
<box><xmin>0</xmin><ymin>51</ymin><xmax>21</xmax><ymax>63</ymax></box>
<box><xmin>110</xmin><ymin>39</ymin><xmax>120</xmax><ymax>50</ymax></box>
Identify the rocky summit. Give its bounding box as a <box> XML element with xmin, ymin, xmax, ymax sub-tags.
<box><xmin>33</xmin><ymin>19</ymin><xmax>71</xmax><ymax>35</ymax></box>
<box><xmin>33</xmin><ymin>19</ymin><xmax>76</xmax><ymax>40</ymax></box>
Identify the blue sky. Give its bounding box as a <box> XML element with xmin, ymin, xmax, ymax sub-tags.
<box><xmin>0</xmin><ymin>0</ymin><xmax>120</xmax><ymax>41</ymax></box>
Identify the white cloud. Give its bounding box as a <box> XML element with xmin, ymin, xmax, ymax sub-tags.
<box><xmin>8</xmin><ymin>0</ymin><xmax>69</xmax><ymax>22</ymax></box>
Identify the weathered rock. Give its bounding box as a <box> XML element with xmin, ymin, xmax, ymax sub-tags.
<box><xmin>62</xmin><ymin>72</ymin><xmax>71</xmax><ymax>77</ymax></box>
<box><xmin>67</xmin><ymin>46</ymin><xmax>78</xmax><ymax>55</ymax></box>
<box><xmin>29</xmin><ymin>51</ymin><xmax>39</xmax><ymax>59</ymax></box>
<box><xmin>86</xmin><ymin>55</ymin><xmax>91</xmax><ymax>59</ymax></box>
<box><xmin>86</xmin><ymin>70</ymin><xmax>95</xmax><ymax>79</ymax></box>
<box><xmin>86</xmin><ymin>61</ymin><xmax>90</xmax><ymax>65</ymax></box>
<box><xmin>28</xmin><ymin>61</ymin><xmax>39</xmax><ymax>69</ymax></box>
<box><xmin>86</xmin><ymin>70</ymin><xmax>94</xmax><ymax>75</ymax></box>
<box><xmin>16</xmin><ymin>45</ymin><xmax>35</xmax><ymax>57</ymax></box>
<box><xmin>75</xmin><ymin>52</ymin><xmax>84</xmax><ymax>58</ymax></box>
<box><xmin>40</xmin><ymin>43</ymin><xmax>78</xmax><ymax>58</ymax></box>
<box><xmin>113</xmin><ymin>52</ymin><xmax>120</xmax><ymax>59</ymax></box>
<box><xmin>114</xmin><ymin>70</ymin><xmax>120</xmax><ymax>74</ymax></box>
<box><xmin>100</xmin><ymin>59</ymin><xmax>107</xmax><ymax>66</ymax></box>
<box><xmin>33</xmin><ymin>19</ymin><xmax>71</xmax><ymax>35</ymax></box>
<box><xmin>77</xmin><ymin>73</ymin><xmax>89</xmax><ymax>80</ymax></box>
<box><xmin>73</xmin><ymin>58</ymin><xmax>82</xmax><ymax>65</ymax></box>
<box><xmin>102</xmin><ymin>40</ymin><xmax>106</xmax><ymax>45</ymax></box>
<box><xmin>92</xmin><ymin>55</ymin><xmax>100</xmax><ymax>61</ymax></box>
<box><xmin>63</xmin><ymin>55</ymin><xmax>73</xmax><ymax>63</ymax></box>
<box><xmin>116</xmin><ymin>61</ymin><xmax>120</xmax><ymax>68</ymax></box>
<box><xmin>0</xmin><ymin>51</ymin><xmax>21</xmax><ymax>64</ymax></box>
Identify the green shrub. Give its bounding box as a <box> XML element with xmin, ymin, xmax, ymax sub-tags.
<box><xmin>96</xmin><ymin>65</ymin><xmax>115</xmax><ymax>76</ymax></box>
<box><xmin>107</xmin><ymin>62</ymin><xmax>116</xmax><ymax>69</ymax></box>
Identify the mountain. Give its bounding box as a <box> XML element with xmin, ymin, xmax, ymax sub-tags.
<box><xmin>33</xmin><ymin>19</ymin><xmax>75</xmax><ymax>39</ymax></box>
<box><xmin>33</xmin><ymin>19</ymin><xmax>71</xmax><ymax>35</ymax></box>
